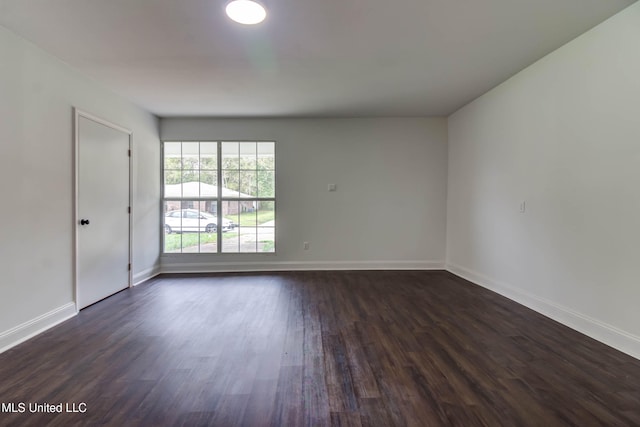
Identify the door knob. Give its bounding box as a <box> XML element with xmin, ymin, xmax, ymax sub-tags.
<box><xmin>80</xmin><ymin>219</ymin><xmax>90</xmax><ymax>225</ymax></box>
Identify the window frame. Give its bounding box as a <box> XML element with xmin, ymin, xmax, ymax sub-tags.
<box><xmin>161</xmin><ymin>140</ymin><xmax>276</xmax><ymax>254</ymax></box>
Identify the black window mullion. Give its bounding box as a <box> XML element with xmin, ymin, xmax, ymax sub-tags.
<box><xmin>217</xmin><ymin>141</ymin><xmax>222</xmax><ymax>253</ymax></box>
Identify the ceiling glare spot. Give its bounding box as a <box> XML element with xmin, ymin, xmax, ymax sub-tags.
<box><xmin>225</xmin><ymin>0</ymin><xmax>267</xmax><ymax>25</ymax></box>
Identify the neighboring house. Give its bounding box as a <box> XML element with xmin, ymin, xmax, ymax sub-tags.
<box><xmin>164</xmin><ymin>182</ymin><xmax>256</xmax><ymax>215</ymax></box>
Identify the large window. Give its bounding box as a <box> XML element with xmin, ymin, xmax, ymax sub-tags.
<box><xmin>163</xmin><ymin>141</ymin><xmax>275</xmax><ymax>254</ymax></box>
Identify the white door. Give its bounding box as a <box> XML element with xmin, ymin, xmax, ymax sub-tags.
<box><xmin>77</xmin><ymin>113</ymin><xmax>131</xmax><ymax>309</ymax></box>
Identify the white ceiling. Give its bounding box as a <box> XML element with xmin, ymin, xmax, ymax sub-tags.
<box><xmin>0</xmin><ymin>0</ymin><xmax>635</xmax><ymax>117</ymax></box>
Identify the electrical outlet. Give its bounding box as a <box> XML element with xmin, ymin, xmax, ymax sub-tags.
<box><xmin>519</xmin><ymin>201</ymin><xmax>526</xmax><ymax>213</ymax></box>
<box><xmin>303</xmin><ymin>242</ymin><xmax>310</xmax><ymax>250</ymax></box>
<box><xmin>328</xmin><ymin>184</ymin><xmax>337</xmax><ymax>192</ymax></box>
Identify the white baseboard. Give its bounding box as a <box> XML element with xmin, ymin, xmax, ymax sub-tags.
<box><xmin>446</xmin><ymin>263</ymin><xmax>640</xmax><ymax>361</ymax></box>
<box><xmin>161</xmin><ymin>260</ymin><xmax>445</xmax><ymax>274</ymax></box>
<box><xmin>0</xmin><ymin>302</ymin><xmax>77</xmax><ymax>354</ymax></box>
<box><xmin>133</xmin><ymin>264</ymin><xmax>161</xmax><ymax>286</ymax></box>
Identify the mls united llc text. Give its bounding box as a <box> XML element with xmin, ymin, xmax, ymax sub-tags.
<box><xmin>1</xmin><ymin>402</ymin><xmax>87</xmax><ymax>413</ymax></box>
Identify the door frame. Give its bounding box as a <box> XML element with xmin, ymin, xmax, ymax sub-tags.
<box><xmin>73</xmin><ymin>108</ymin><xmax>133</xmax><ymax>311</ymax></box>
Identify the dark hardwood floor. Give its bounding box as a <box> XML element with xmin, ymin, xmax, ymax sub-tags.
<box><xmin>1</xmin><ymin>271</ymin><xmax>639</xmax><ymax>426</ymax></box>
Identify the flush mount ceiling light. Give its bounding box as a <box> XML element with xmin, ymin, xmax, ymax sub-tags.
<box><xmin>226</xmin><ymin>0</ymin><xmax>267</xmax><ymax>25</ymax></box>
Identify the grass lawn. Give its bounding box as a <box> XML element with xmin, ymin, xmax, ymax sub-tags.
<box><xmin>233</xmin><ymin>210</ymin><xmax>275</xmax><ymax>227</ymax></box>
<box><xmin>260</xmin><ymin>240</ymin><xmax>275</xmax><ymax>252</ymax></box>
<box><xmin>164</xmin><ymin>232</ymin><xmax>239</xmax><ymax>252</ymax></box>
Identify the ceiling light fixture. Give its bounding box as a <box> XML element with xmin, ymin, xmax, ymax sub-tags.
<box><xmin>226</xmin><ymin>0</ymin><xmax>267</xmax><ymax>25</ymax></box>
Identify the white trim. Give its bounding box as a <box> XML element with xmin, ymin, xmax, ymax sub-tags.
<box><xmin>161</xmin><ymin>260</ymin><xmax>445</xmax><ymax>273</ymax></box>
<box><xmin>446</xmin><ymin>263</ymin><xmax>640</xmax><ymax>361</ymax></box>
<box><xmin>73</xmin><ymin>108</ymin><xmax>133</xmax><ymax>309</ymax></box>
<box><xmin>0</xmin><ymin>303</ymin><xmax>77</xmax><ymax>354</ymax></box>
<box><xmin>133</xmin><ymin>265</ymin><xmax>162</xmax><ymax>286</ymax></box>
<box><xmin>128</xmin><ymin>132</ymin><xmax>134</xmax><ymax>288</ymax></box>
<box><xmin>74</xmin><ymin>109</ymin><xmax>132</xmax><ymax>135</ymax></box>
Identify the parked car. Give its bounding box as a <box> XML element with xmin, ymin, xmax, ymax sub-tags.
<box><xmin>165</xmin><ymin>209</ymin><xmax>233</xmax><ymax>234</ymax></box>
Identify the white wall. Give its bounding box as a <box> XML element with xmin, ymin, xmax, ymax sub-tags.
<box><xmin>447</xmin><ymin>3</ymin><xmax>640</xmax><ymax>358</ymax></box>
<box><xmin>161</xmin><ymin>117</ymin><xmax>448</xmax><ymax>272</ymax></box>
<box><xmin>0</xmin><ymin>25</ymin><xmax>160</xmax><ymax>349</ymax></box>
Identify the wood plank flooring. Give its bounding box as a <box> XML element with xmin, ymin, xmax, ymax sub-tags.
<box><xmin>1</xmin><ymin>271</ymin><xmax>639</xmax><ymax>426</ymax></box>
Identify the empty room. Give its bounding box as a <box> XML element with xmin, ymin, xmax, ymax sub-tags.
<box><xmin>1</xmin><ymin>0</ymin><xmax>640</xmax><ymax>425</ymax></box>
